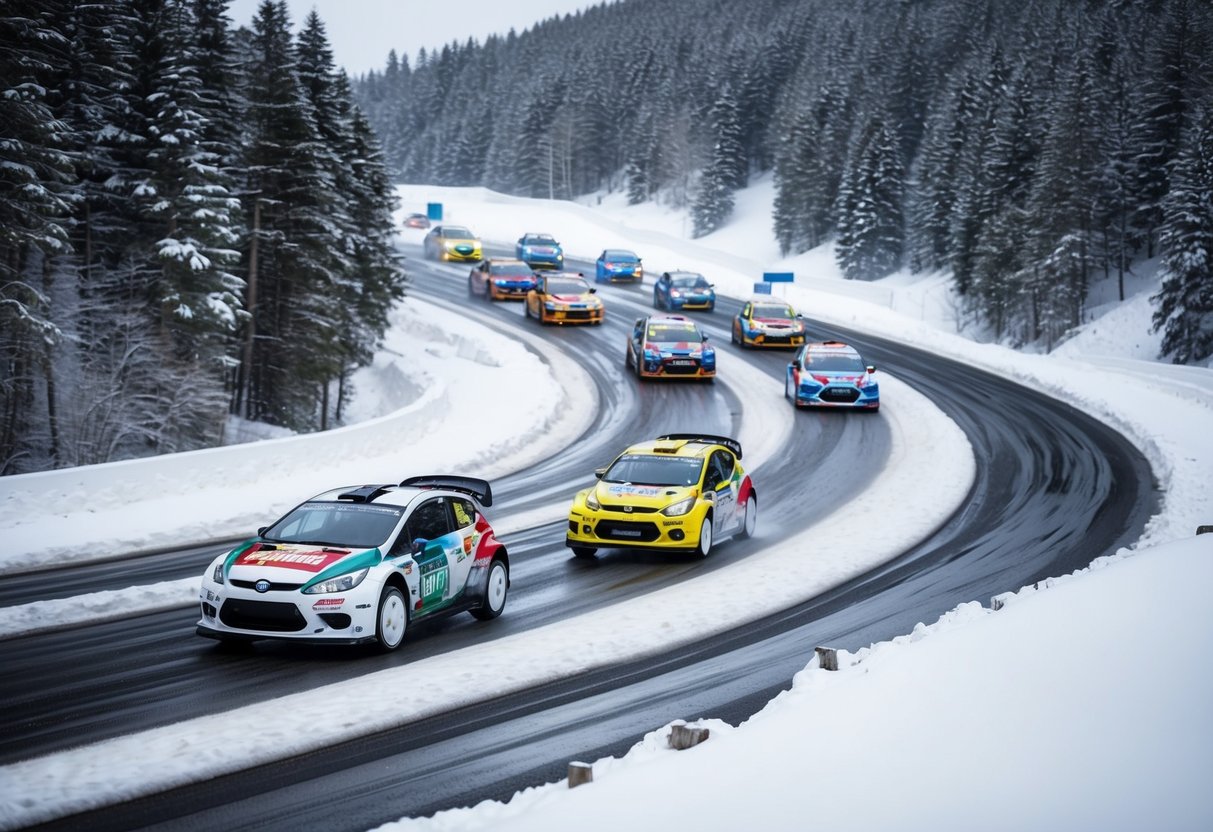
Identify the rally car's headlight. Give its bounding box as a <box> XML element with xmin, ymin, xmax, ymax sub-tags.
<box><xmin>212</xmin><ymin>562</ymin><xmax>225</xmax><ymax>584</ymax></box>
<box><xmin>303</xmin><ymin>568</ymin><xmax>369</xmax><ymax>594</ymax></box>
<box><xmin>585</xmin><ymin>490</ymin><xmax>601</xmax><ymax>510</ymax></box>
<box><xmin>662</xmin><ymin>496</ymin><xmax>696</xmax><ymax>517</ymax></box>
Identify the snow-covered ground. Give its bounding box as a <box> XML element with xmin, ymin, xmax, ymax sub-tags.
<box><xmin>0</xmin><ymin>180</ymin><xmax>1210</xmax><ymax>831</ymax></box>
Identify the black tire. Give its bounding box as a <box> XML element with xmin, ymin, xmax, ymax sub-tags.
<box><xmin>467</xmin><ymin>277</ymin><xmax>475</xmax><ymax>297</ymax></box>
<box><xmin>571</xmin><ymin>546</ymin><xmax>597</xmax><ymax>559</ymax></box>
<box><xmin>693</xmin><ymin>514</ymin><xmax>713</xmax><ymax>559</ymax></box>
<box><xmin>653</xmin><ymin>292</ymin><xmax>661</xmax><ymax>309</ymax></box>
<box><xmin>731</xmin><ymin>323</ymin><xmax>740</xmax><ymax>346</ymax></box>
<box><xmin>471</xmin><ymin>558</ymin><xmax>509</xmax><ymax>621</ymax></box>
<box><xmin>739</xmin><ymin>495</ymin><xmax>757</xmax><ymax>539</ymax></box>
<box><xmin>374</xmin><ymin>585</ymin><xmax>408</xmax><ymax>652</ymax></box>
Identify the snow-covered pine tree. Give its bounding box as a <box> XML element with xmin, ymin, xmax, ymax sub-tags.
<box><xmin>1152</xmin><ymin>104</ymin><xmax>1213</xmax><ymax>365</ymax></box>
<box><xmin>237</xmin><ymin>0</ymin><xmax>345</xmax><ymax>430</ymax></box>
<box><xmin>834</xmin><ymin>113</ymin><xmax>905</xmax><ymax>281</ymax></box>
<box><xmin>0</xmin><ymin>1</ymin><xmax>74</xmax><ymax>473</ymax></box>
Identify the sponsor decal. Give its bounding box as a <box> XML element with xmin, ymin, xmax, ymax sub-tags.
<box><xmin>313</xmin><ymin>597</ymin><xmax>344</xmax><ymax>609</ymax></box>
<box><xmin>236</xmin><ymin>544</ymin><xmax>348</xmax><ymax>573</ymax></box>
<box><xmin>606</xmin><ymin>483</ymin><xmax>662</xmax><ymax>497</ymax></box>
<box><xmin>662</xmin><ymin>520</ymin><xmax>683</xmax><ymax>527</ymax></box>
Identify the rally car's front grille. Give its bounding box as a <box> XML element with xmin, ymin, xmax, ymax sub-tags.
<box><xmin>821</xmin><ymin>387</ymin><xmax>861</xmax><ymax>403</ymax></box>
<box><xmin>220</xmin><ymin>599</ymin><xmax>307</xmax><ymax>632</ymax></box>
<box><xmin>598</xmin><ymin>504</ymin><xmax>659</xmax><ymax>513</ymax></box>
<box><xmin>595</xmin><ymin>520</ymin><xmax>661</xmax><ymax>542</ymax></box>
<box><xmin>661</xmin><ymin>360</ymin><xmax>702</xmax><ymax>375</ymax></box>
<box><xmin>230</xmin><ymin>579</ymin><xmax>304</xmax><ymax>592</ymax></box>
<box><xmin>558</xmin><ymin>309</ymin><xmax>595</xmax><ymax>320</ymax></box>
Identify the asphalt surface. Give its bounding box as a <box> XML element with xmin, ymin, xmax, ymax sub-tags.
<box><xmin>6</xmin><ymin>245</ymin><xmax>1157</xmax><ymax>831</ymax></box>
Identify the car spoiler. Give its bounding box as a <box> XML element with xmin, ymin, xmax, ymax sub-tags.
<box><xmin>399</xmin><ymin>475</ymin><xmax>493</xmax><ymax>507</ymax></box>
<box><xmin>656</xmin><ymin>434</ymin><xmax>743</xmax><ymax>459</ymax></box>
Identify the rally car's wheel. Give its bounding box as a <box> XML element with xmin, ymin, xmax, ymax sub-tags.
<box><xmin>471</xmin><ymin>558</ymin><xmax>509</xmax><ymax>621</ymax></box>
<box><xmin>785</xmin><ymin>375</ymin><xmax>794</xmax><ymax>401</ymax></box>
<box><xmin>731</xmin><ymin>323</ymin><xmax>740</xmax><ymax>345</ymax></box>
<box><xmin>467</xmin><ymin>277</ymin><xmax>475</xmax><ymax>297</ymax></box>
<box><xmin>740</xmin><ymin>496</ymin><xmax>757</xmax><ymax>539</ymax></box>
<box><xmin>694</xmin><ymin>515</ymin><xmax>713</xmax><ymax>558</ymax></box>
<box><xmin>375</xmin><ymin>585</ymin><xmax>408</xmax><ymax>651</ymax></box>
<box><xmin>571</xmin><ymin>546</ymin><xmax>597</xmax><ymax>559</ymax></box>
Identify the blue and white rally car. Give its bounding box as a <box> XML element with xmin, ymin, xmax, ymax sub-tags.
<box><xmin>197</xmin><ymin>476</ymin><xmax>510</xmax><ymax>652</ymax></box>
<box><xmin>785</xmin><ymin>341</ymin><xmax>880</xmax><ymax>410</ymax></box>
<box><xmin>516</xmin><ymin>233</ymin><xmax>564</xmax><ymax>270</ymax></box>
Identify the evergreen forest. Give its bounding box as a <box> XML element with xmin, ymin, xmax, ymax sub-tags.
<box><xmin>355</xmin><ymin>0</ymin><xmax>1213</xmax><ymax>361</ymax></box>
<box><xmin>1</xmin><ymin>0</ymin><xmax>404</xmax><ymax>475</ymax></box>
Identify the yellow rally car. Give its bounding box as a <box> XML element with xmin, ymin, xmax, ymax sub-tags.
<box><xmin>566</xmin><ymin>434</ymin><xmax>756</xmax><ymax>558</ymax></box>
<box><xmin>423</xmin><ymin>224</ymin><xmax>483</xmax><ymax>262</ymax></box>
<box><xmin>525</xmin><ymin>272</ymin><xmax>604</xmax><ymax>325</ymax></box>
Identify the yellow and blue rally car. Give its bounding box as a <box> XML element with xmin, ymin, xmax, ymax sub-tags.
<box><xmin>566</xmin><ymin>434</ymin><xmax>756</xmax><ymax>558</ymax></box>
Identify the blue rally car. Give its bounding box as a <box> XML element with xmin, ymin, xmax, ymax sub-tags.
<box><xmin>653</xmin><ymin>271</ymin><xmax>716</xmax><ymax>311</ymax></box>
<box><xmin>785</xmin><ymin>341</ymin><xmax>879</xmax><ymax>410</ymax></box>
<box><xmin>595</xmin><ymin>249</ymin><xmax>643</xmax><ymax>283</ymax></box>
<box><xmin>516</xmin><ymin>233</ymin><xmax>564</xmax><ymax>270</ymax></box>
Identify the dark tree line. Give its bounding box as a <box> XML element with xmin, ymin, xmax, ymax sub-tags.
<box><xmin>1</xmin><ymin>0</ymin><xmax>404</xmax><ymax>475</ymax></box>
<box><xmin>355</xmin><ymin>0</ymin><xmax>1212</xmax><ymax>362</ymax></box>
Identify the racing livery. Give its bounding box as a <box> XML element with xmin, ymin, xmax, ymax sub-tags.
<box><xmin>468</xmin><ymin>258</ymin><xmax>536</xmax><ymax>300</ymax></box>
<box><xmin>732</xmin><ymin>298</ymin><xmax>807</xmax><ymax>348</ymax></box>
<box><xmin>525</xmin><ymin>272</ymin><xmax>604</xmax><ymax>325</ymax></box>
<box><xmin>625</xmin><ymin>314</ymin><xmax>716</xmax><ymax>380</ymax></box>
<box><xmin>424</xmin><ymin>225</ymin><xmax>482</xmax><ymax>262</ymax></box>
<box><xmin>595</xmin><ymin>249</ymin><xmax>643</xmax><ymax>283</ymax></box>
<box><xmin>785</xmin><ymin>340</ymin><xmax>880</xmax><ymax>410</ymax></box>
<box><xmin>516</xmin><ymin>233</ymin><xmax>564</xmax><ymax>270</ymax></box>
<box><xmin>566</xmin><ymin>434</ymin><xmax>756</xmax><ymax>558</ymax></box>
<box><xmin>653</xmin><ymin>271</ymin><xmax>715</xmax><ymax>311</ymax></box>
<box><xmin>197</xmin><ymin>476</ymin><xmax>509</xmax><ymax>652</ymax></box>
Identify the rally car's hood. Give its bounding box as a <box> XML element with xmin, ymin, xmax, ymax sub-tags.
<box><xmin>650</xmin><ymin>339</ymin><xmax>707</xmax><ymax>355</ymax></box>
<box><xmin>226</xmin><ymin>541</ymin><xmax>378</xmax><ymax>580</ymax></box>
<box><xmin>806</xmin><ymin>370</ymin><xmax>871</xmax><ymax>385</ymax></box>
<box><xmin>594</xmin><ymin>480</ymin><xmax>695</xmax><ymax>508</ymax></box>
<box><xmin>550</xmin><ymin>292</ymin><xmax>596</xmax><ymax>303</ymax></box>
<box><xmin>753</xmin><ymin>316</ymin><xmax>799</xmax><ymax>327</ymax></box>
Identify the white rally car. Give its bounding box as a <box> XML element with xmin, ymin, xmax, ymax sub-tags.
<box><xmin>197</xmin><ymin>476</ymin><xmax>509</xmax><ymax>652</ymax></box>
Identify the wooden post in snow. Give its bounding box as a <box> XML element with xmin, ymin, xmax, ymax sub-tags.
<box><xmin>815</xmin><ymin>646</ymin><xmax>839</xmax><ymax>671</ymax></box>
<box><xmin>568</xmin><ymin>761</ymin><xmax>593</xmax><ymax>788</ymax></box>
<box><xmin>669</xmin><ymin>722</ymin><xmax>710</xmax><ymax>750</ymax></box>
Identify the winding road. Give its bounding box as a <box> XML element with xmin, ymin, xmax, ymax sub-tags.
<box><xmin>3</xmin><ymin>245</ymin><xmax>1156</xmax><ymax>832</ymax></box>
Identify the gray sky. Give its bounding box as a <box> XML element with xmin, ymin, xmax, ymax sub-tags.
<box><xmin>224</xmin><ymin>0</ymin><xmax>610</xmax><ymax>77</ymax></box>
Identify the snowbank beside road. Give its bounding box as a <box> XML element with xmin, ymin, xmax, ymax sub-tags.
<box><xmin>0</xmin><ymin>298</ymin><xmax>587</xmax><ymax>574</ymax></box>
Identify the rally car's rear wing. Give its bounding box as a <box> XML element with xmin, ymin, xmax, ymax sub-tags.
<box><xmin>655</xmin><ymin>434</ymin><xmax>743</xmax><ymax>459</ymax></box>
<box><xmin>400</xmin><ymin>475</ymin><xmax>494</xmax><ymax>507</ymax></box>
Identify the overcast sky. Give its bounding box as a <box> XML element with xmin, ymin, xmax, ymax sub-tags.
<box><xmin>224</xmin><ymin>0</ymin><xmax>611</xmax><ymax>77</ymax></box>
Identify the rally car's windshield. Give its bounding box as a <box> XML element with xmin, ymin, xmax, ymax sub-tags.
<box><xmin>647</xmin><ymin>323</ymin><xmax>701</xmax><ymax>343</ymax></box>
<box><xmin>804</xmin><ymin>353</ymin><xmax>867</xmax><ymax>372</ymax></box>
<box><xmin>671</xmin><ymin>274</ymin><xmax>709</xmax><ymax>289</ymax></box>
<box><xmin>603</xmin><ymin>455</ymin><xmax>704</xmax><ymax>487</ymax></box>
<box><xmin>441</xmin><ymin>226</ymin><xmax>474</xmax><ymax>238</ymax></box>
<box><xmin>753</xmin><ymin>304</ymin><xmax>796</xmax><ymax>319</ymax></box>
<box><xmin>546</xmin><ymin>279</ymin><xmax>589</xmax><ymax>295</ymax></box>
<box><xmin>263</xmin><ymin>502</ymin><xmax>403</xmax><ymax>549</ymax></box>
<box><xmin>603</xmin><ymin>250</ymin><xmax>637</xmax><ymax>261</ymax></box>
<box><xmin>491</xmin><ymin>263</ymin><xmax>534</xmax><ymax>277</ymax></box>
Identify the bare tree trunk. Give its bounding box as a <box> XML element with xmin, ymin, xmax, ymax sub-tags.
<box><xmin>238</xmin><ymin>198</ymin><xmax>261</xmax><ymax>419</ymax></box>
